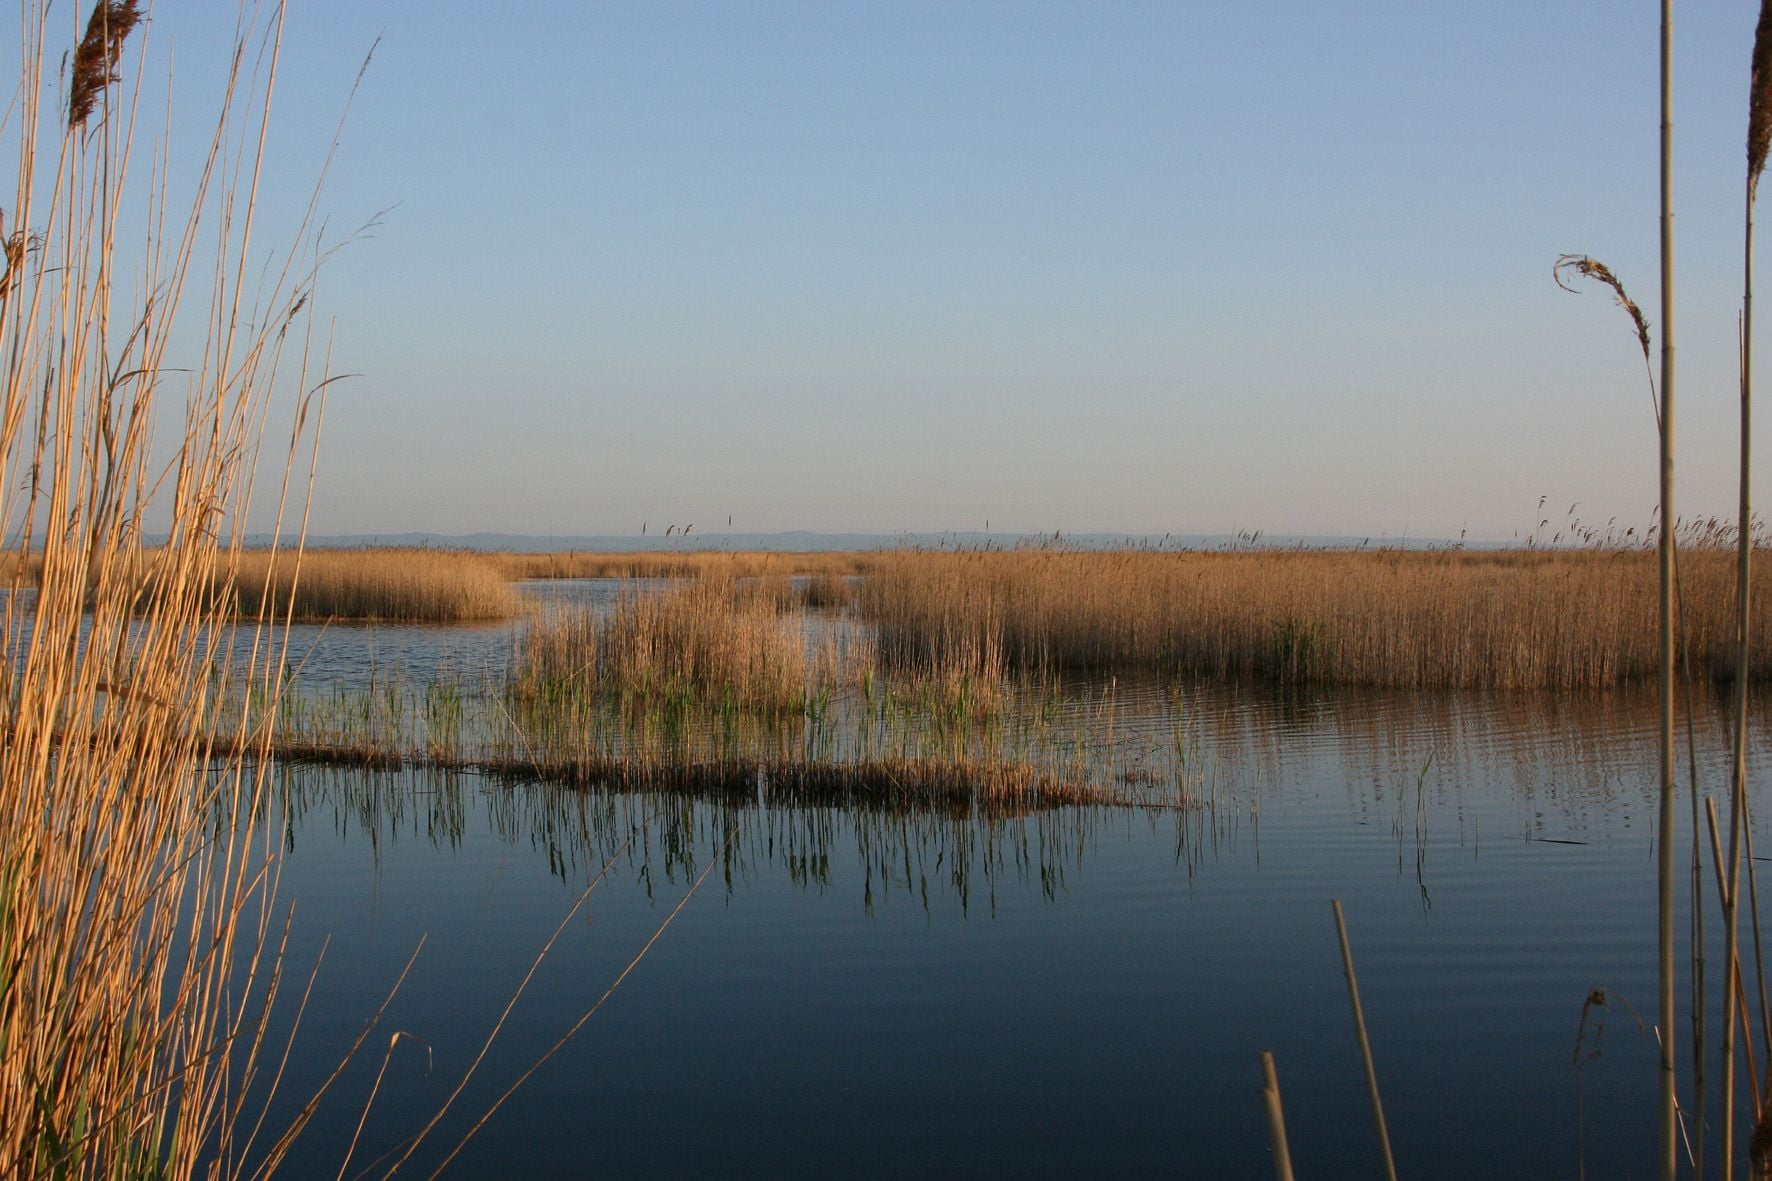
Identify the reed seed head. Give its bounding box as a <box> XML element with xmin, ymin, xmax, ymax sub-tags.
<box><xmin>0</xmin><ymin>211</ymin><xmax>23</xmax><ymax>305</ymax></box>
<box><xmin>1753</xmin><ymin>0</ymin><xmax>1772</xmax><ymax>197</ymax></box>
<box><xmin>68</xmin><ymin>1</ymin><xmax>143</xmax><ymax>129</ymax></box>
<box><xmin>1554</xmin><ymin>254</ymin><xmax>1651</xmax><ymax>365</ymax></box>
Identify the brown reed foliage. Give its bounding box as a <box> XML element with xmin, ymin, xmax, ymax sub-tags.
<box><xmin>224</xmin><ymin>546</ymin><xmax>520</xmax><ymax>623</ymax></box>
<box><xmin>856</xmin><ymin>547</ymin><xmax>1772</xmax><ymax>689</ymax></box>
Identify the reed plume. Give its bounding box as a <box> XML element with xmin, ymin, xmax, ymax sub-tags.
<box><xmin>0</xmin><ymin>210</ymin><xmax>24</xmax><ymax>306</ymax></box>
<box><xmin>1751</xmin><ymin>0</ymin><xmax>1772</xmax><ymax>198</ymax></box>
<box><xmin>1555</xmin><ymin>254</ymin><xmax>1652</xmax><ymax>367</ymax></box>
<box><xmin>66</xmin><ymin>0</ymin><xmax>142</xmax><ymax>128</ymax></box>
<box><xmin>1555</xmin><ymin>254</ymin><xmax>1661</xmax><ymax>427</ymax></box>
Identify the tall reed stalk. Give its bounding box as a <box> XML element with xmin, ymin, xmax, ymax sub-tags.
<box><xmin>1737</xmin><ymin>9</ymin><xmax>1772</xmax><ymax>1173</ymax></box>
<box><xmin>1657</xmin><ymin>2</ymin><xmax>1679</xmax><ymax>1174</ymax></box>
<box><xmin>0</xmin><ymin>3</ymin><xmax>334</xmax><ymax>1174</ymax></box>
<box><xmin>1714</xmin><ymin>8</ymin><xmax>1772</xmax><ymax>1176</ymax></box>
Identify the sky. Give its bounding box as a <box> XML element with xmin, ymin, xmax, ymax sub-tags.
<box><xmin>111</xmin><ymin>1</ymin><xmax>1772</xmax><ymax>542</ymax></box>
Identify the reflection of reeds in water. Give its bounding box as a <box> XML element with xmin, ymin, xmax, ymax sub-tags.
<box><xmin>275</xmin><ymin>764</ymin><xmax>1152</xmax><ymax>917</ymax></box>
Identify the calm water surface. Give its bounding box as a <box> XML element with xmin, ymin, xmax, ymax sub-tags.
<box><xmin>242</xmin><ymin>591</ymin><xmax>1768</xmax><ymax>1178</ymax></box>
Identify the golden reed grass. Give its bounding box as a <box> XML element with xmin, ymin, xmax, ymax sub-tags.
<box><xmin>0</xmin><ymin>3</ymin><xmax>342</xmax><ymax>1174</ymax></box>
<box><xmin>226</xmin><ymin>546</ymin><xmax>519</xmax><ymax>623</ymax></box>
<box><xmin>856</xmin><ymin>548</ymin><xmax>1772</xmax><ymax>689</ymax></box>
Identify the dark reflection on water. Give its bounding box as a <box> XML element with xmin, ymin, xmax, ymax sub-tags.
<box><xmin>250</xmin><ymin>670</ymin><xmax>1772</xmax><ymax>1179</ymax></box>
<box><xmin>277</xmin><ymin>767</ymin><xmax>1122</xmax><ymax>916</ymax></box>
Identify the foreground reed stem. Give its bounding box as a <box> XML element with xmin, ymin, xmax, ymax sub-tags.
<box><xmin>1258</xmin><ymin>1051</ymin><xmax>1296</xmax><ymax>1181</ymax></box>
<box><xmin>1657</xmin><ymin>3</ymin><xmax>1680</xmax><ymax>1174</ymax></box>
<box><xmin>1332</xmin><ymin>899</ymin><xmax>1397</xmax><ymax>1181</ymax></box>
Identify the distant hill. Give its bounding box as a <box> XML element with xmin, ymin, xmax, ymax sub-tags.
<box><xmin>238</xmin><ymin>530</ymin><xmax>1465</xmax><ymax>552</ymax></box>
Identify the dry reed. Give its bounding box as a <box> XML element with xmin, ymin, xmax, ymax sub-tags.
<box><xmin>511</xmin><ymin>578</ymin><xmax>833</xmax><ymax>716</ymax></box>
<box><xmin>1556</xmin><ymin>254</ymin><xmax>1653</xmax><ymax>369</ymax></box>
<box><xmin>0</xmin><ymin>2</ymin><xmax>338</xmax><ymax>1175</ymax></box>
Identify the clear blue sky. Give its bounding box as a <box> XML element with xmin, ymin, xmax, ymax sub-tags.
<box><xmin>134</xmin><ymin>2</ymin><xmax>1772</xmax><ymax>541</ymax></box>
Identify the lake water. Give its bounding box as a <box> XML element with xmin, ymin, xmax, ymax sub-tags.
<box><xmin>241</xmin><ymin>583</ymin><xmax>1768</xmax><ymax>1178</ymax></box>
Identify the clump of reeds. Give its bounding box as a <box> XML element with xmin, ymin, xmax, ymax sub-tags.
<box><xmin>798</xmin><ymin>571</ymin><xmax>852</xmax><ymax>609</ymax></box>
<box><xmin>512</xmin><ymin>578</ymin><xmax>821</xmax><ymax>717</ymax></box>
<box><xmin>1</xmin><ymin>1</ymin><xmax>337</xmax><ymax>1173</ymax></box>
<box><xmin>224</xmin><ymin>546</ymin><xmax>521</xmax><ymax>622</ymax></box>
<box><xmin>734</xmin><ymin>574</ymin><xmax>800</xmax><ymax>613</ymax></box>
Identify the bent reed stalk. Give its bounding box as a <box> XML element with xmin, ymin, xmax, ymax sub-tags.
<box><xmin>0</xmin><ymin>3</ymin><xmax>339</xmax><ymax>1175</ymax></box>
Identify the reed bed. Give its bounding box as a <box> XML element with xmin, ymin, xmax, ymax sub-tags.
<box><xmin>857</xmin><ymin>547</ymin><xmax>1772</xmax><ymax>689</ymax></box>
<box><xmin>229</xmin><ymin>586</ymin><xmax>1165</xmax><ymax>812</ymax></box>
<box><xmin>224</xmin><ymin>547</ymin><xmax>520</xmax><ymax>622</ymax></box>
<box><xmin>492</xmin><ymin>549</ymin><xmax>872</xmax><ymax>581</ymax></box>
